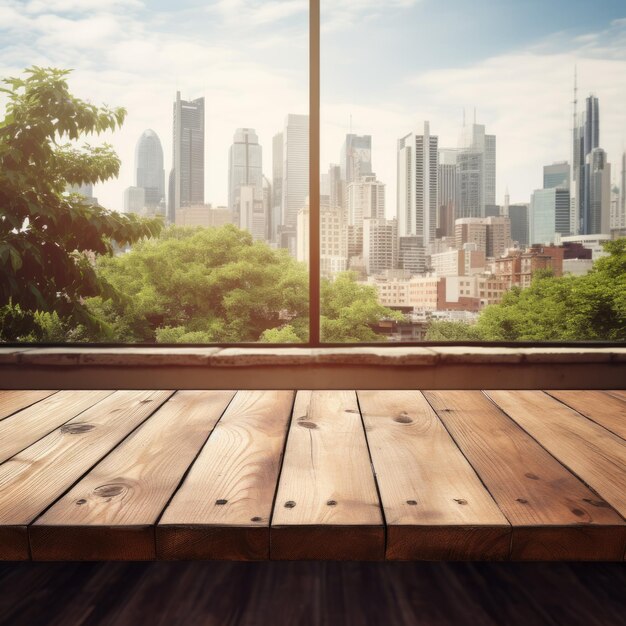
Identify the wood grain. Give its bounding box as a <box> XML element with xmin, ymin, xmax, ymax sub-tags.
<box><xmin>425</xmin><ymin>391</ymin><xmax>626</xmax><ymax>560</ymax></box>
<box><xmin>0</xmin><ymin>390</ymin><xmax>57</xmax><ymax>421</ymax></box>
<box><xmin>157</xmin><ymin>390</ymin><xmax>294</xmax><ymax>560</ymax></box>
<box><xmin>0</xmin><ymin>390</ymin><xmax>114</xmax><ymax>464</ymax></box>
<box><xmin>546</xmin><ymin>390</ymin><xmax>626</xmax><ymax>440</ymax></box>
<box><xmin>486</xmin><ymin>391</ymin><xmax>626</xmax><ymax>522</ymax></box>
<box><xmin>606</xmin><ymin>390</ymin><xmax>626</xmax><ymax>402</ymax></box>
<box><xmin>30</xmin><ymin>391</ymin><xmax>235</xmax><ymax>560</ymax></box>
<box><xmin>0</xmin><ymin>390</ymin><xmax>172</xmax><ymax>560</ymax></box>
<box><xmin>272</xmin><ymin>391</ymin><xmax>384</xmax><ymax>560</ymax></box>
<box><xmin>358</xmin><ymin>390</ymin><xmax>509</xmax><ymax>560</ymax></box>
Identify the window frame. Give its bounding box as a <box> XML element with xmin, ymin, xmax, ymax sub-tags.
<box><xmin>2</xmin><ymin>0</ymin><xmax>623</xmax><ymax>350</ymax></box>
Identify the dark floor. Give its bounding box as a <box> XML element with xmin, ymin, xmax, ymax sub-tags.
<box><xmin>0</xmin><ymin>561</ymin><xmax>625</xmax><ymax>626</ymax></box>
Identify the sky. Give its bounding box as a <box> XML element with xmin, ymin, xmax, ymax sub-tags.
<box><xmin>1</xmin><ymin>0</ymin><xmax>625</xmax><ymax>215</ymax></box>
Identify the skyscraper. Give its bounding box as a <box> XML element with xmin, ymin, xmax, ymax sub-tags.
<box><xmin>135</xmin><ymin>129</ymin><xmax>165</xmax><ymax>214</ymax></box>
<box><xmin>271</xmin><ymin>132</ymin><xmax>283</xmax><ymax>243</ymax></box>
<box><xmin>340</xmin><ymin>134</ymin><xmax>372</xmax><ymax>185</ymax></box>
<box><xmin>508</xmin><ymin>204</ymin><xmax>529</xmax><ymax>247</ymax></box>
<box><xmin>456</xmin><ymin>120</ymin><xmax>496</xmax><ymax>218</ymax></box>
<box><xmin>543</xmin><ymin>162</ymin><xmax>570</xmax><ymax>189</ymax></box>
<box><xmin>587</xmin><ymin>147</ymin><xmax>611</xmax><ymax>235</ymax></box>
<box><xmin>397</xmin><ymin>121</ymin><xmax>438</xmax><ymax>247</ymax></box>
<box><xmin>571</xmin><ymin>92</ymin><xmax>608</xmax><ymax>234</ymax></box>
<box><xmin>438</xmin><ymin>148</ymin><xmax>457</xmax><ymax>237</ymax></box>
<box><xmin>347</xmin><ymin>174</ymin><xmax>385</xmax><ymax>227</ymax></box>
<box><xmin>228</xmin><ymin>128</ymin><xmax>263</xmax><ymax>215</ymax></box>
<box><xmin>282</xmin><ymin>114</ymin><xmax>309</xmax><ymax>230</ymax></box>
<box><xmin>617</xmin><ymin>152</ymin><xmax>626</xmax><ymax>228</ymax></box>
<box><xmin>169</xmin><ymin>91</ymin><xmax>204</xmax><ymax>223</ymax></box>
<box><xmin>529</xmin><ymin>187</ymin><xmax>571</xmax><ymax>244</ymax></box>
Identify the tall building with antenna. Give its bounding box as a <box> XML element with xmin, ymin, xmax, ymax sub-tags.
<box><xmin>571</xmin><ymin>80</ymin><xmax>609</xmax><ymax>235</ymax></box>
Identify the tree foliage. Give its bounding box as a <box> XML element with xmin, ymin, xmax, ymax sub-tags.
<box><xmin>0</xmin><ymin>67</ymin><xmax>162</xmax><ymax>339</ymax></box>
<box><xmin>82</xmin><ymin>227</ymin><xmax>401</xmax><ymax>344</ymax></box>
<box><xmin>84</xmin><ymin>226</ymin><xmax>309</xmax><ymax>343</ymax></box>
<box><xmin>426</xmin><ymin>239</ymin><xmax>626</xmax><ymax>342</ymax></box>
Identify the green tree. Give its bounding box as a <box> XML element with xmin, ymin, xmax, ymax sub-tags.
<box><xmin>320</xmin><ymin>272</ymin><xmax>404</xmax><ymax>342</ymax></box>
<box><xmin>262</xmin><ymin>271</ymin><xmax>403</xmax><ymax>343</ymax></box>
<box><xmin>86</xmin><ymin>225</ymin><xmax>309</xmax><ymax>343</ymax></box>
<box><xmin>426</xmin><ymin>239</ymin><xmax>626</xmax><ymax>342</ymax></box>
<box><xmin>0</xmin><ymin>67</ymin><xmax>161</xmax><ymax>340</ymax></box>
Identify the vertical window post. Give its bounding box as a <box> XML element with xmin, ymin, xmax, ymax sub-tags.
<box><xmin>309</xmin><ymin>0</ymin><xmax>321</xmax><ymax>346</ymax></box>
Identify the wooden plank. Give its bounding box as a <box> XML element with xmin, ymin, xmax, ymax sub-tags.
<box><xmin>0</xmin><ymin>390</ymin><xmax>172</xmax><ymax>561</ymax></box>
<box><xmin>271</xmin><ymin>391</ymin><xmax>384</xmax><ymax>560</ymax></box>
<box><xmin>607</xmin><ymin>390</ymin><xmax>626</xmax><ymax>402</ymax></box>
<box><xmin>486</xmin><ymin>391</ymin><xmax>626</xmax><ymax>525</ymax></box>
<box><xmin>30</xmin><ymin>391</ymin><xmax>235</xmax><ymax>561</ymax></box>
<box><xmin>425</xmin><ymin>391</ymin><xmax>626</xmax><ymax>561</ymax></box>
<box><xmin>0</xmin><ymin>390</ymin><xmax>57</xmax><ymax>421</ymax></box>
<box><xmin>546</xmin><ymin>391</ymin><xmax>626</xmax><ymax>441</ymax></box>
<box><xmin>157</xmin><ymin>390</ymin><xmax>294</xmax><ymax>560</ymax></box>
<box><xmin>0</xmin><ymin>391</ymin><xmax>115</xmax><ymax>464</ymax></box>
<box><xmin>357</xmin><ymin>390</ymin><xmax>510</xmax><ymax>560</ymax></box>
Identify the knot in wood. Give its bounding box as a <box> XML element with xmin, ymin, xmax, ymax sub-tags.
<box><xmin>61</xmin><ymin>423</ymin><xmax>95</xmax><ymax>435</ymax></box>
<box><xmin>453</xmin><ymin>498</ymin><xmax>468</xmax><ymax>505</ymax></box>
<box><xmin>251</xmin><ymin>516</ymin><xmax>262</xmax><ymax>522</ymax></box>
<box><xmin>215</xmin><ymin>499</ymin><xmax>228</xmax><ymax>505</ymax></box>
<box><xmin>76</xmin><ymin>499</ymin><xmax>87</xmax><ymax>506</ymax></box>
<box><xmin>394</xmin><ymin>413</ymin><xmax>412</xmax><ymax>424</ymax></box>
<box><xmin>284</xmin><ymin>501</ymin><xmax>296</xmax><ymax>509</ymax></box>
<box><xmin>326</xmin><ymin>500</ymin><xmax>337</xmax><ymax>506</ymax></box>
<box><xmin>525</xmin><ymin>473</ymin><xmax>540</xmax><ymax>480</ymax></box>
<box><xmin>93</xmin><ymin>484</ymin><xmax>125</xmax><ymax>498</ymax></box>
<box><xmin>298</xmin><ymin>421</ymin><xmax>318</xmax><ymax>429</ymax></box>
<box><xmin>516</xmin><ymin>498</ymin><xmax>528</xmax><ymax>504</ymax></box>
<box><xmin>406</xmin><ymin>500</ymin><xmax>418</xmax><ymax>506</ymax></box>
<box><xmin>571</xmin><ymin>508</ymin><xmax>585</xmax><ymax>517</ymax></box>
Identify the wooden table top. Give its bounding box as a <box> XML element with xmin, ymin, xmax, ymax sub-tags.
<box><xmin>1</xmin><ymin>389</ymin><xmax>625</xmax><ymax>561</ymax></box>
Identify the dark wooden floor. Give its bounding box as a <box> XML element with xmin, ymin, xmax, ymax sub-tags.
<box><xmin>0</xmin><ymin>562</ymin><xmax>625</xmax><ymax>625</ymax></box>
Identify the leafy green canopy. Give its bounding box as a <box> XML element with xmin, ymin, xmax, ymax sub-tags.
<box><xmin>85</xmin><ymin>225</ymin><xmax>309</xmax><ymax>343</ymax></box>
<box><xmin>81</xmin><ymin>226</ymin><xmax>402</xmax><ymax>344</ymax></box>
<box><xmin>0</xmin><ymin>67</ymin><xmax>161</xmax><ymax>338</ymax></box>
<box><xmin>426</xmin><ymin>239</ymin><xmax>626</xmax><ymax>342</ymax></box>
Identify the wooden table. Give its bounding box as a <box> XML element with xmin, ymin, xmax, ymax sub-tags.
<box><xmin>1</xmin><ymin>389</ymin><xmax>625</xmax><ymax>561</ymax></box>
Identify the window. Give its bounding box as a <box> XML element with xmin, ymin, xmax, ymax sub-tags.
<box><xmin>1</xmin><ymin>1</ymin><xmax>625</xmax><ymax>346</ymax></box>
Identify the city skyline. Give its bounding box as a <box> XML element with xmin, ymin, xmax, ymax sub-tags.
<box><xmin>1</xmin><ymin>2</ymin><xmax>625</xmax><ymax>213</ymax></box>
